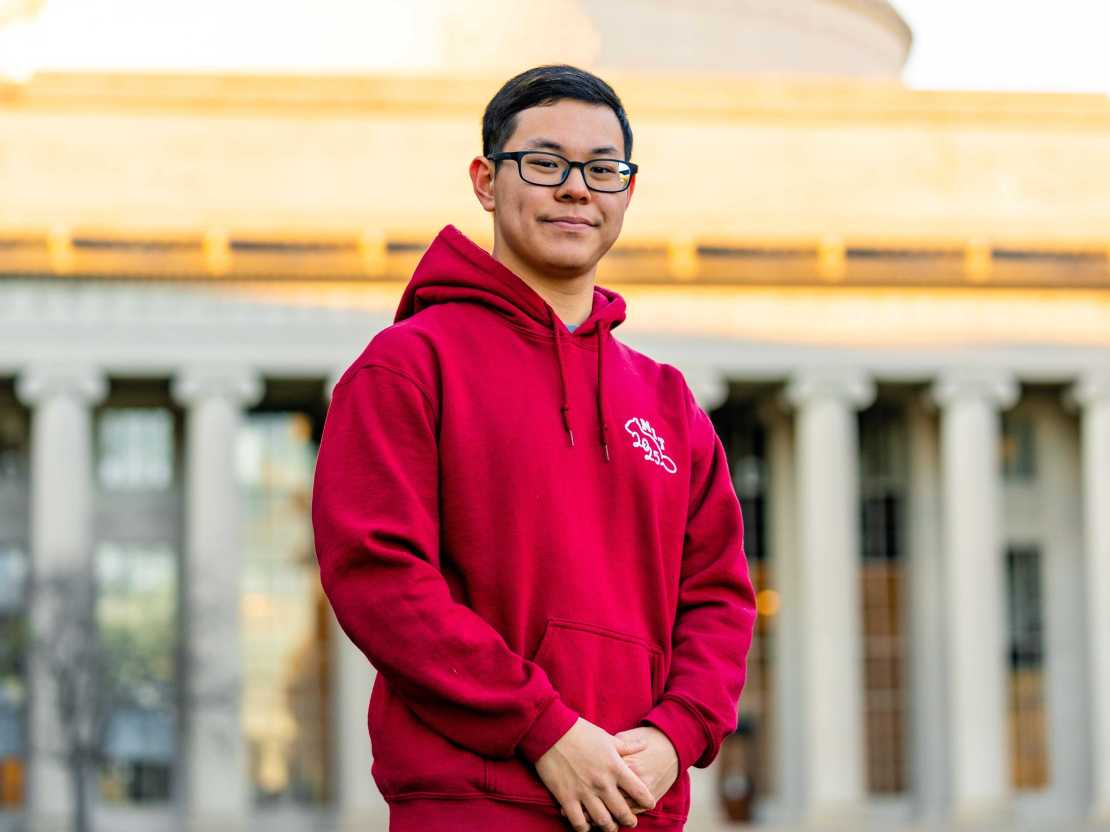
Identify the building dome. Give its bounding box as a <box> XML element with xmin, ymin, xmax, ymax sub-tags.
<box><xmin>440</xmin><ymin>0</ymin><xmax>912</xmax><ymax>79</ymax></box>
<box><xmin>0</xmin><ymin>0</ymin><xmax>42</xmax><ymax>27</ymax></box>
<box><xmin>1</xmin><ymin>0</ymin><xmax>911</xmax><ymax>81</ymax></box>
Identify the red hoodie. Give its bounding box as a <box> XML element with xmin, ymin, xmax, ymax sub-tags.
<box><xmin>311</xmin><ymin>224</ymin><xmax>757</xmax><ymax>830</ymax></box>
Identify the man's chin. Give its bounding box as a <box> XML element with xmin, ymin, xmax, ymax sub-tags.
<box><xmin>533</xmin><ymin>238</ymin><xmax>602</xmax><ymax>270</ymax></box>
<box><xmin>538</xmin><ymin>250</ymin><xmax>600</xmax><ymax>277</ymax></box>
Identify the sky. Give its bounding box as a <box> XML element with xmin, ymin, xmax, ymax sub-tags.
<box><xmin>1</xmin><ymin>0</ymin><xmax>1109</xmax><ymax>95</ymax></box>
<box><xmin>891</xmin><ymin>0</ymin><xmax>1110</xmax><ymax>94</ymax></box>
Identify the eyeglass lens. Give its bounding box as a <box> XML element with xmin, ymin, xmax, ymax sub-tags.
<box><xmin>518</xmin><ymin>152</ymin><xmax>632</xmax><ymax>192</ymax></box>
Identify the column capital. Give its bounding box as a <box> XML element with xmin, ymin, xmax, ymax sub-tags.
<box><xmin>930</xmin><ymin>369</ymin><xmax>1019</xmax><ymax>410</ymax></box>
<box><xmin>1064</xmin><ymin>370</ymin><xmax>1110</xmax><ymax>410</ymax></box>
<box><xmin>684</xmin><ymin>367</ymin><xmax>730</xmax><ymax>412</ymax></box>
<box><xmin>171</xmin><ymin>365</ymin><xmax>264</xmax><ymax>408</ymax></box>
<box><xmin>14</xmin><ymin>364</ymin><xmax>108</xmax><ymax>407</ymax></box>
<box><xmin>781</xmin><ymin>368</ymin><xmax>875</xmax><ymax>411</ymax></box>
<box><xmin>324</xmin><ymin>367</ymin><xmax>348</xmax><ymax>402</ymax></box>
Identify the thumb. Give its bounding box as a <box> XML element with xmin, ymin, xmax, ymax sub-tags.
<box><xmin>616</xmin><ymin>733</ymin><xmax>648</xmax><ymax>752</ymax></box>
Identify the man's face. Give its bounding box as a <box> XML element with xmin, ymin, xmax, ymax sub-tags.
<box><xmin>471</xmin><ymin>98</ymin><xmax>635</xmax><ymax>280</ymax></box>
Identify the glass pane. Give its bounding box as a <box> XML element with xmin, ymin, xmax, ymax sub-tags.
<box><xmin>1006</xmin><ymin>546</ymin><xmax>1049</xmax><ymax>789</ymax></box>
<box><xmin>95</xmin><ymin>542</ymin><xmax>178</xmax><ymax>804</ymax></box>
<box><xmin>712</xmin><ymin>403</ymin><xmax>767</xmax><ymax>561</ymax></box>
<box><xmin>859</xmin><ymin>404</ymin><xmax>908</xmax><ymax>794</ymax></box>
<box><xmin>0</xmin><ymin>545</ymin><xmax>27</xmax><ymax>810</ymax></box>
<box><xmin>711</xmin><ymin>399</ymin><xmax>771</xmax><ymax>821</ymax></box>
<box><xmin>240</xmin><ymin>412</ymin><xmax>331</xmax><ymax>806</ymax></box>
<box><xmin>0</xmin><ymin>401</ymin><xmax>29</xmax><ymax>810</ymax></box>
<box><xmin>0</xmin><ymin>407</ymin><xmax>29</xmax><ymax>485</ymax></box>
<box><xmin>1001</xmin><ymin>412</ymin><xmax>1036</xmax><ymax>480</ymax></box>
<box><xmin>96</xmin><ymin>408</ymin><xmax>174</xmax><ymax>492</ymax></box>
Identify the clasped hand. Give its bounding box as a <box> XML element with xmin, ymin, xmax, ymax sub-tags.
<box><xmin>534</xmin><ymin>718</ymin><xmax>678</xmax><ymax>832</ymax></box>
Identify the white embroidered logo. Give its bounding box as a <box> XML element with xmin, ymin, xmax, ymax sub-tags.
<box><xmin>624</xmin><ymin>417</ymin><xmax>678</xmax><ymax>474</ymax></box>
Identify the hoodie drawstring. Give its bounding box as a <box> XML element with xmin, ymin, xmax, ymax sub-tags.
<box><xmin>552</xmin><ymin>313</ymin><xmax>575</xmax><ymax>448</ymax></box>
<box><xmin>550</xmin><ymin>309</ymin><xmax>610</xmax><ymax>463</ymax></box>
<box><xmin>596</xmin><ymin>321</ymin><xmax>610</xmax><ymax>462</ymax></box>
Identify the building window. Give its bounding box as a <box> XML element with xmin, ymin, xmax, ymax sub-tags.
<box><xmin>240</xmin><ymin>412</ymin><xmax>331</xmax><ymax>806</ymax></box>
<box><xmin>711</xmin><ymin>399</ymin><xmax>771</xmax><ymax>820</ymax></box>
<box><xmin>859</xmin><ymin>403</ymin><xmax>908</xmax><ymax>794</ymax></box>
<box><xmin>1001</xmin><ymin>411</ymin><xmax>1036</xmax><ymax>480</ymax></box>
<box><xmin>0</xmin><ymin>545</ymin><xmax>27</xmax><ymax>811</ymax></box>
<box><xmin>1006</xmin><ymin>545</ymin><xmax>1048</xmax><ymax>789</ymax></box>
<box><xmin>93</xmin><ymin>404</ymin><xmax>181</xmax><ymax>805</ymax></box>
<box><xmin>95</xmin><ymin>542</ymin><xmax>178</xmax><ymax>803</ymax></box>
<box><xmin>97</xmin><ymin>407</ymin><xmax>174</xmax><ymax>492</ymax></box>
<box><xmin>0</xmin><ymin>400</ymin><xmax>29</xmax><ymax>810</ymax></box>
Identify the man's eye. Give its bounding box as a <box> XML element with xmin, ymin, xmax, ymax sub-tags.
<box><xmin>528</xmin><ymin>159</ymin><xmax>558</xmax><ymax>169</ymax></box>
<box><xmin>590</xmin><ymin>165</ymin><xmax>618</xmax><ymax>177</ymax></box>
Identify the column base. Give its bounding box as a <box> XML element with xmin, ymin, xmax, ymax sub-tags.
<box><xmin>801</xmin><ymin>800</ymin><xmax>868</xmax><ymax>830</ymax></box>
<box><xmin>185</xmin><ymin>813</ymin><xmax>248</xmax><ymax>832</ymax></box>
<box><xmin>946</xmin><ymin>798</ymin><xmax>1015</xmax><ymax>830</ymax></box>
<box><xmin>335</xmin><ymin>807</ymin><xmax>391</xmax><ymax>832</ymax></box>
<box><xmin>1090</xmin><ymin>798</ymin><xmax>1110</xmax><ymax>828</ymax></box>
<box><xmin>26</xmin><ymin>814</ymin><xmax>72</xmax><ymax>832</ymax></box>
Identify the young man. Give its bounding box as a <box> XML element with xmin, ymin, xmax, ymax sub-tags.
<box><xmin>311</xmin><ymin>64</ymin><xmax>757</xmax><ymax>832</ymax></box>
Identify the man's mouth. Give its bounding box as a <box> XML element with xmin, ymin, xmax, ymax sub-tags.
<box><xmin>544</xmin><ymin>217</ymin><xmax>596</xmax><ymax>231</ymax></box>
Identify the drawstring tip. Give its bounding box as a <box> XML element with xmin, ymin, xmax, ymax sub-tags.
<box><xmin>602</xmin><ymin>441</ymin><xmax>610</xmax><ymax>461</ymax></box>
<box><xmin>568</xmin><ymin>428</ymin><xmax>575</xmax><ymax>447</ymax></box>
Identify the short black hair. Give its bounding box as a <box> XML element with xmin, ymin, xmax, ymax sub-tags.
<box><xmin>482</xmin><ymin>64</ymin><xmax>633</xmax><ymax>161</ymax></box>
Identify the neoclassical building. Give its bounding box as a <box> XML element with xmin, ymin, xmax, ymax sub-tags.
<box><xmin>2</xmin><ymin>2</ymin><xmax>1110</xmax><ymax>831</ymax></box>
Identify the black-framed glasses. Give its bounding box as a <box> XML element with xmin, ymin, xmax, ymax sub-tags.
<box><xmin>487</xmin><ymin>150</ymin><xmax>638</xmax><ymax>193</ymax></box>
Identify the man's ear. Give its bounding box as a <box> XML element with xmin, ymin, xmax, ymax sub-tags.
<box><xmin>470</xmin><ymin>156</ymin><xmax>496</xmax><ymax>213</ymax></box>
<box><xmin>624</xmin><ymin>173</ymin><xmax>636</xmax><ymax>207</ymax></box>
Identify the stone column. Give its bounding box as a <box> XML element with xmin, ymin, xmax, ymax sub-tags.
<box><xmin>1036</xmin><ymin>394</ymin><xmax>1087</xmax><ymax>815</ymax></box>
<box><xmin>904</xmin><ymin>395</ymin><xmax>947</xmax><ymax>821</ymax></box>
<box><xmin>782</xmin><ymin>369</ymin><xmax>874</xmax><ymax>825</ymax></box>
<box><xmin>322</xmin><ymin>370</ymin><xmax>390</xmax><ymax>831</ymax></box>
<box><xmin>759</xmin><ymin>397</ymin><xmax>803</xmax><ymax>817</ymax></box>
<box><xmin>171</xmin><ymin>366</ymin><xmax>263</xmax><ymax>832</ymax></box>
<box><xmin>930</xmin><ymin>370</ymin><xmax>1018</xmax><ymax>824</ymax></box>
<box><xmin>1070</xmin><ymin>371</ymin><xmax>1110</xmax><ymax>822</ymax></box>
<box><xmin>15</xmin><ymin>364</ymin><xmax>108</xmax><ymax>832</ymax></box>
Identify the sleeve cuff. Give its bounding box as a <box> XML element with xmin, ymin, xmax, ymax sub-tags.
<box><xmin>517</xmin><ymin>695</ymin><xmax>580</xmax><ymax>764</ymax></box>
<box><xmin>639</xmin><ymin>696</ymin><xmax>710</xmax><ymax>772</ymax></box>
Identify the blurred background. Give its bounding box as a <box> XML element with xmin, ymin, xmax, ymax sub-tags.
<box><xmin>1</xmin><ymin>1</ymin><xmax>1109</xmax><ymax>831</ymax></box>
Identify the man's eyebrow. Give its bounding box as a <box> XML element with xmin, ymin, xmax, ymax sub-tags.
<box><xmin>524</xmin><ymin>137</ymin><xmax>621</xmax><ymax>155</ymax></box>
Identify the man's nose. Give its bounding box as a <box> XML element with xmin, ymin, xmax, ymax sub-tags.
<box><xmin>557</xmin><ymin>165</ymin><xmax>591</xmax><ymax>200</ymax></box>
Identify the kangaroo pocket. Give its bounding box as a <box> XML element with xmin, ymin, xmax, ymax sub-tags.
<box><xmin>529</xmin><ymin>617</ymin><xmax>663</xmax><ymax>733</ymax></box>
<box><xmin>486</xmin><ymin>616</ymin><xmax>689</xmax><ymax>819</ymax></box>
<box><xmin>368</xmin><ymin>672</ymin><xmax>486</xmax><ymax>800</ymax></box>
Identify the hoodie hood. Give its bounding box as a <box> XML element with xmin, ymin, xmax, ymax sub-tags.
<box><xmin>394</xmin><ymin>224</ymin><xmax>628</xmax><ymax>461</ymax></box>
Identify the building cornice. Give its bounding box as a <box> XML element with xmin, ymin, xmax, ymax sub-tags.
<box><xmin>2</xmin><ymin>228</ymin><xmax>1108</xmax><ymax>289</ymax></box>
<box><xmin>3</xmin><ymin>71</ymin><xmax>1110</xmax><ymax>128</ymax></box>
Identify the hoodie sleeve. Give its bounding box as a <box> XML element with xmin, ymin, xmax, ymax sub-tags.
<box><xmin>312</xmin><ymin>362</ymin><xmax>580</xmax><ymax>763</ymax></box>
<box><xmin>637</xmin><ymin>386</ymin><xmax>758</xmax><ymax>772</ymax></box>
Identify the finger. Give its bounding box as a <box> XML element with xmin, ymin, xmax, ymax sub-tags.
<box><xmin>618</xmin><ymin>786</ymin><xmax>649</xmax><ymax>814</ymax></box>
<box><xmin>582</xmin><ymin>792</ymin><xmax>619</xmax><ymax>831</ymax></box>
<box><xmin>617</xmin><ymin>762</ymin><xmax>656</xmax><ymax>812</ymax></box>
<box><xmin>601</xmin><ymin>783</ymin><xmax>639</xmax><ymax>828</ymax></box>
<box><xmin>562</xmin><ymin>799</ymin><xmax>592</xmax><ymax>832</ymax></box>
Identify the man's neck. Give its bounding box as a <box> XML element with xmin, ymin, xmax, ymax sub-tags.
<box><xmin>491</xmin><ymin>241</ymin><xmax>595</xmax><ymax>328</ymax></box>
